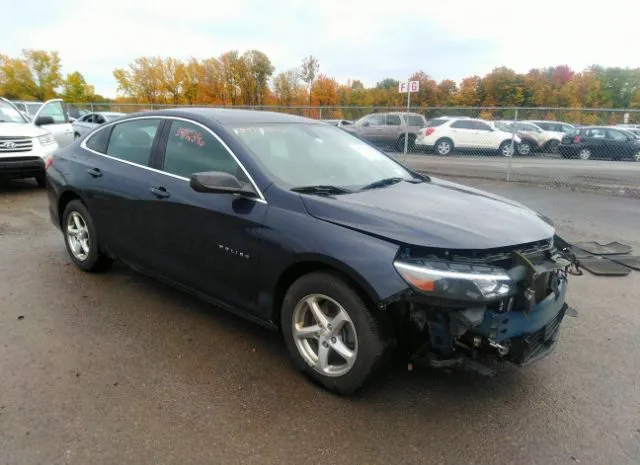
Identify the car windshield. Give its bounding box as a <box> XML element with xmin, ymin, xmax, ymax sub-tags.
<box><xmin>230</xmin><ymin>123</ymin><xmax>413</xmax><ymax>190</ymax></box>
<box><xmin>494</xmin><ymin>121</ymin><xmax>512</xmax><ymax>132</ymax></box>
<box><xmin>0</xmin><ymin>100</ymin><xmax>28</xmax><ymax>123</ymax></box>
<box><xmin>25</xmin><ymin>103</ymin><xmax>41</xmax><ymax>115</ymax></box>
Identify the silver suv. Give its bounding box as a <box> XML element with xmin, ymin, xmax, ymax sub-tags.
<box><xmin>345</xmin><ymin>112</ymin><xmax>426</xmax><ymax>150</ymax></box>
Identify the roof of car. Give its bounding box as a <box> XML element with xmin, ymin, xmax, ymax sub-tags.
<box><xmin>140</xmin><ymin>108</ymin><xmax>317</xmax><ymax>125</ymax></box>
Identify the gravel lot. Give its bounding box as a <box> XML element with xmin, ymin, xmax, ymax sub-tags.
<box><xmin>1</xmin><ymin>178</ymin><xmax>639</xmax><ymax>465</ymax></box>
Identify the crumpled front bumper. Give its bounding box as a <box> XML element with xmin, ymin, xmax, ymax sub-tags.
<box><xmin>474</xmin><ymin>280</ymin><xmax>567</xmax><ymax>365</ymax></box>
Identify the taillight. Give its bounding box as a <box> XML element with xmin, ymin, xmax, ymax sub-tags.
<box><xmin>45</xmin><ymin>157</ymin><xmax>53</xmax><ymax>170</ymax></box>
<box><xmin>424</xmin><ymin>127</ymin><xmax>436</xmax><ymax>136</ymax></box>
<box><xmin>573</xmin><ymin>136</ymin><xmax>581</xmax><ymax>143</ymax></box>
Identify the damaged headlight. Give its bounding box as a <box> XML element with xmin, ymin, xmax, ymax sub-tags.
<box><xmin>393</xmin><ymin>260</ymin><xmax>516</xmax><ymax>302</ymax></box>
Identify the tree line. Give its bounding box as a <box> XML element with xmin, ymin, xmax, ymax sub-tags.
<box><xmin>2</xmin><ymin>49</ymin><xmax>640</xmax><ymax>120</ymax></box>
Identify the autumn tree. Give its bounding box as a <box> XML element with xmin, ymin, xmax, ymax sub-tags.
<box><xmin>453</xmin><ymin>76</ymin><xmax>482</xmax><ymax>106</ymax></box>
<box><xmin>242</xmin><ymin>50</ymin><xmax>275</xmax><ymax>105</ymax></box>
<box><xmin>0</xmin><ymin>50</ymin><xmax>62</xmax><ymax>100</ymax></box>
<box><xmin>113</xmin><ymin>57</ymin><xmax>165</xmax><ymax>103</ymax></box>
<box><xmin>409</xmin><ymin>71</ymin><xmax>439</xmax><ymax>107</ymax></box>
<box><xmin>300</xmin><ymin>55</ymin><xmax>319</xmax><ymax>106</ymax></box>
<box><xmin>61</xmin><ymin>71</ymin><xmax>95</xmax><ymax>102</ymax></box>
<box><xmin>437</xmin><ymin>80</ymin><xmax>458</xmax><ymax>106</ymax></box>
<box><xmin>273</xmin><ymin>70</ymin><xmax>301</xmax><ymax>106</ymax></box>
<box><xmin>481</xmin><ymin>67</ymin><xmax>524</xmax><ymax>107</ymax></box>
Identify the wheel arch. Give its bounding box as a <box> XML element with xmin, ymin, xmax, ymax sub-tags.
<box><xmin>270</xmin><ymin>255</ymin><xmax>381</xmax><ymax>329</ymax></box>
<box><xmin>57</xmin><ymin>189</ymin><xmax>86</xmax><ymax>227</ymax></box>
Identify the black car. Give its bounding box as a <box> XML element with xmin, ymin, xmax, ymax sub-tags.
<box><xmin>558</xmin><ymin>126</ymin><xmax>640</xmax><ymax>161</ymax></box>
<box><xmin>47</xmin><ymin>109</ymin><xmax>573</xmax><ymax>394</ymax></box>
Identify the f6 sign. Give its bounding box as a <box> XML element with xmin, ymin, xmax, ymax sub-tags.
<box><xmin>399</xmin><ymin>81</ymin><xmax>420</xmax><ymax>93</ymax></box>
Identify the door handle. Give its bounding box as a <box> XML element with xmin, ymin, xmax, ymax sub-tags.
<box><xmin>87</xmin><ymin>168</ymin><xmax>102</xmax><ymax>178</ymax></box>
<box><xmin>150</xmin><ymin>186</ymin><xmax>170</xmax><ymax>199</ymax></box>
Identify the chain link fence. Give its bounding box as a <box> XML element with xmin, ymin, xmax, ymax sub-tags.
<box><xmin>67</xmin><ymin>103</ymin><xmax>640</xmax><ymax>196</ymax></box>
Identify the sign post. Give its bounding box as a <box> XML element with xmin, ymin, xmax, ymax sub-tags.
<box><xmin>399</xmin><ymin>80</ymin><xmax>419</xmax><ymax>156</ymax></box>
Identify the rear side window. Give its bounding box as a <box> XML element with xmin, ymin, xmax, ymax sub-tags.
<box><xmin>471</xmin><ymin>121</ymin><xmax>492</xmax><ymax>131</ymax></box>
<box><xmin>607</xmin><ymin>129</ymin><xmax>628</xmax><ymax>141</ymax></box>
<box><xmin>106</xmin><ymin>119</ymin><xmax>161</xmax><ymax>165</ymax></box>
<box><xmin>407</xmin><ymin>115</ymin><xmax>426</xmax><ymax>126</ymax></box>
<box><xmin>386</xmin><ymin>115</ymin><xmax>402</xmax><ymax>126</ymax></box>
<box><xmin>85</xmin><ymin>126</ymin><xmax>111</xmax><ymax>153</ymax></box>
<box><xmin>426</xmin><ymin>119</ymin><xmax>448</xmax><ymax>127</ymax></box>
<box><xmin>450</xmin><ymin>120</ymin><xmax>475</xmax><ymax>129</ymax></box>
<box><xmin>162</xmin><ymin>120</ymin><xmax>240</xmax><ymax>178</ymax></box>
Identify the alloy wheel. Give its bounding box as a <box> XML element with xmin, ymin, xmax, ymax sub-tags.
<box><xmin>578</xmin><ymin>149</ymin><xmax>591</xmax><ymax>160</ymax></box>
<box><xmin>66</xmin><ymin>211</ymin><xmax>90</xmax><ymax>261</ymax></box>
<box><xmin>436</xmin><ymin>141</ymin><xmax>451</xmax><ymax>155</ymax></box>
<box><xmin>501</xmin><ymin>143</ymin><xmax>515</xmax><ymax>157</ymax></box>
<box><xmin>291</xmin><ymin>294</ymin><xmax>358</xmax><ymax>377</ymax></box>
<box><xmin>634</xmin><ymin>151</ymin><xmax>640</xmax><ymax>162</ymax></box>
<box><xmin>518</xmin><ymin>143</ymin><xmax>531</xmax><ymax>155</ymax></box>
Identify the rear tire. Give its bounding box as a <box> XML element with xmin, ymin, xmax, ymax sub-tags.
<box><xmin>578</xmin><ymin>148</ymin><xmax>592</xmax><ymax>160</ymax></box>
<box><xmin>281</xmin><ymin>272</ymin><xmax>391</xmax><ymax>395</ymax></box>
<box><xmin>434</xmin><ymin>138</ymin><xmax>453</xmax><ymax>156</ymax></box>
<box><xmin>62</xmin><ymin>200</ymin><xmax>113</xmax><ymax>272</ymax></box>
<box><xmin>395</xmin><ymin>135</ymin><xmax>415</xmax><ymax>152</ymax></box>
<box><xmin>517</xmin><ymin>141</ymin><xmax>532</xmax><ymax>156</ymax></box>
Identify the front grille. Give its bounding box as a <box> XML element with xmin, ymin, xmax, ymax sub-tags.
<box><xmin>0</xmin><ymin>138</ymin><xmax>33</xmax><ymax>153</ymax></box>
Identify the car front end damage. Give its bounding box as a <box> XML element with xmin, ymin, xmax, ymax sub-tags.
<box><xmin>385</xmin><ymin>236</ymin><xmax>577</xmax><ymax>375</ymax></box>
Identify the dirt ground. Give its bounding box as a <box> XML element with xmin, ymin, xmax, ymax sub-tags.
<box><xmin>1</xmin><ymin>178</ymin><xmax>639</xmax><ymax>465</ymax></box>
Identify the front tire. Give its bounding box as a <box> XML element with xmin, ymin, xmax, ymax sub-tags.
<box><xmin>281</xmin><ymin>272</ymin><xmax>390</xmax><ymax>395</ymax></box>
<box><xmin>578</xmin><ymin>148</ymin><xmax>592</xmax><ymax>160</ymax></box>
<box><xmin>499</xmin><ymin>141</ymin><xmax>515</xmax><ymax>157</ymax></box>
<box><xmin>62</xmin><ymin>200</ymin><xmax>113</xmax><ymax>272</ymax></box>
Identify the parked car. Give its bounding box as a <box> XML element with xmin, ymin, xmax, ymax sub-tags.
<box><xmin>415</xmin><ymin>117</ymin><xmax>521</xmax><ymax>156</ymax></box>
<box><xmin>523</xmin><ymin>120</ymin><xmax>576</xmax><ymax>153</ymax></box>
<box><xmin>321</xmin><ymin>119</ymin><xmax>353</xmax><ymax>128</ymax></box>
<box><xmin>0</xmin><ymin>98</ymin><xmax>61</xmax><ymax>186</ymax></box>
<box><xmin>46</xmin><ymin>109</ymin><xmax>573</xmax><ymax>394</ymax></box>
<box><xmin>66</xmin><ymin>106</ymin><xmax>92</xmax><ymax>122</ymax></box>
<box><xmin>11</xmin><ymin>100</ymin><xmax>43</xmax><ymax>120</ymax></box>
<box><xmin>493</xmin><ymin>121</ymin><xmax>562</xmax><ymax>156</ymax></box>
<box><xmin>558</xmin><ymin>126</ymin><xmax>640</xmax><ymax>161</ymax></box>
<box><xmin>72</xmin><ymin>112</ymin><xmax>125</xmax><ymax>139</ymax></box>
<box><xmin>344</xmin><ymin>112</ymin><xmax>427</xmax><ymax>151</ymax></box>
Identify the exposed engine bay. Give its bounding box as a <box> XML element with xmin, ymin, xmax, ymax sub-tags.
<box><xmin>386</xmin><ymin>235</ymin><xmax>579</xmax><ymax>375</ymax></box>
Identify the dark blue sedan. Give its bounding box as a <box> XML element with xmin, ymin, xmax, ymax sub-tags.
<box><xmin>46</xmin><ymin>109</ymin><xmax>573</xmax><ymax>394</ymax></box>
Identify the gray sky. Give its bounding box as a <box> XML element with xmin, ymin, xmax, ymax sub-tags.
<box><xmin>2</xmin><ymin>0</ymin><xmax>639</xmax><ymax>97</ymax></box>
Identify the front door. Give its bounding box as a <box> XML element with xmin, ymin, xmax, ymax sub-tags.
<box><xmin>139</xmin><ymin>118</ymin><xmax>267</xmax><ymax>314</ymax></box>
<box><xmin>356</xmin><ymin>114</ymin><xmax>386</xmax><ymax>145</ymax></box>
<box><xmin>32</xmin><ymin>99</ymin><xmax>74</xmax><ymax>147</ymax></box>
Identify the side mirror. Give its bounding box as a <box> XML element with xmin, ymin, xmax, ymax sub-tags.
<box><xmin>190</xmin><ymin>171</ymin><xmax>258</xmax><ymax>197</ymax></box>
<box><xmin>34</xmin><ymin>116</ymin><xmax>55</xmax><ymax>126</ymax></box>
<box><xmin>362</xmin><ymin>121</ymin><xmax>370</xmax><ymax>127</ymax></box>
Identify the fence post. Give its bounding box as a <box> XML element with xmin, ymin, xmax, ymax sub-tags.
<box><xmin>319</xmin><ymin>108</ymin><xmax>322</xmax><ymax>120</ymax></box>
<box><xmin>506</xmin><ymin>108</ymin><xmax>518</xmax><ymax>182</ymax></box>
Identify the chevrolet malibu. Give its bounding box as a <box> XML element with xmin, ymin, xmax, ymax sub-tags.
<box><xmin>47</xmin><ymin>109</ymin><xmax>573</xmax><ymax>394</ymax></box>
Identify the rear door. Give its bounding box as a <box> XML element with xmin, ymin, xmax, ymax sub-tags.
<box><xmin>449</xmin><ymin>120</ymin><xmax>476</xmax><ymax>148</ymax></box>
<box><xmin>32</xmin><ymin>99</ymin><xmax>74</xmax><ymax>147</ymax></box>
<box><xmin>138</xmin><ymin>118</ymin><xmax>268</xmax><ymax>313</ymax></box>
<box><xmin>384</xmin><ymin>114</ymin><xmax>402</xmax><ymax>145</ymax></box>
<box><xmin>582</xmin><ymin>128</ymin><xmax>607</xmax><ymax>158</ymax></box>
<box><xmin>79</xmin><ymin>118</ymin><xmax>164</xmax><ymax>263</ymax></box>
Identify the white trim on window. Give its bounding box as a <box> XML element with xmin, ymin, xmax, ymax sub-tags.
<box><xmin>80</xmin><ymin>115</ymin><xmax>267</xmax><ymax>204</ymax></box>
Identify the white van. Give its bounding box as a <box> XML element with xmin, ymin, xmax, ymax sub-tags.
<box><xmin>0</xmin><ymin>98</ymin><xmax>73</xmax><ymax>186</ymax></box>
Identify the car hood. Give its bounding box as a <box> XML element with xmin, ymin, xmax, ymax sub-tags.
<box><xmin>300</xmin><ymin>178</ymin><xmax>555</xmax><ymax>250</ymax></box>
<box><xmin>0</xmin><ymin>122</ymin><xmax>47</xmax><ymax>138</ymax></box>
